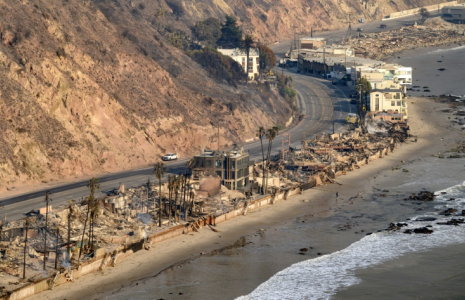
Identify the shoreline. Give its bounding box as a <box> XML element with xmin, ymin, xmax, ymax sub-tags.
<box><xmin>29</xmin><ymin>94</ymin><xmax>463</xmax><ymax>300</ymax></box>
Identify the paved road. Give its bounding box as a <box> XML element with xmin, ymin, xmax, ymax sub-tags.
<box><xmin>272</xmin><ymin>13</ymin><xmax>439</xmax><ymax>56</ymax></box>
<box><xmin>0</xmin><ymin>71</ymin><xmax>351</xmax><ymax>221</ymax></box>
<box><xmin>2</xmin><ymin>12</ymin><xmax>429</xmax><ymax>221</ymax></box>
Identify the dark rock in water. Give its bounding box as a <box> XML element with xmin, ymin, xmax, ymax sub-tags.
<box><xmin>299</xmin><ymin>248</ymin><xmax>308</xmax><ymax>252</ymax></box>
<box><xmin>438</xmin><ymin>68</ymin><xmax>446</xmax><ymax>71</ymax></box>
<box><xmin>382</xmin><ymin>189</ymin><xmax>390</xmax><ymax>193</ymax></box>
<box><xmin>415</xmin><ymin>217</ymin><xmax>436</xmax><ymax>222</ymax></box>
<box><xmin>440</xmin><ymin>208</ymin><xmax>457</xmax><ymax>216</ymax></box>
<box><xmin>366</xmin><ymin>232</ymin><xmax>372</xmax><ymax>235</ymax></box>
<box><xmin>437</xmin><ymin>218</ymin><xmax>465</xmax><ymax>226</ymax></box>
<box><xmin>441</xmin><ymin>192</ymin><xmax>447</xmax><ymax>194</ymax></box>
<box><xmin>404</xmin><ymin>227</ymin><xmax>433</xmax><ymax>234</ymax></box>
<box><xmin>317</xmin><ymin>252</ymin><xmax>322</xmax><ymax>255</ymax></box>
<box><xmin>462</xmin><ymin>210</ymin><xmax>465</xmax><ymax>216</ymax></box>
<box><xmin>387</xmin><ymin>222</ymin><xmax>409</xmax><ymax>231</ymax></box>
<box><xmin>437</xmin><ymin>61</ymin><xmax>442</xmax><ymax>62</ymax></box>
<box><xmin>449</xmin><ymin>198</ymin><xmax>456</xmax><ymax>201</ymax></box>
<box><xmin>299</xmin><ymin>252</ymin><xmax>306</xmax><ymax>255</ymax></box>
<box><xmin>409</xmin><ymin>191</ymin><xmax>435</xmax><ymax>201</ymax></box>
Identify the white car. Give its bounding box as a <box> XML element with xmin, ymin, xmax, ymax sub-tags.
<box><xmin>162</xmin><ymin>153</ymin><xmax>178</xmax><ymax>161</ymax></box>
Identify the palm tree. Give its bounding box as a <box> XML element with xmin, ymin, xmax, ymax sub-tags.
<box><xmin>174</xmin><ymin>175</ymin><xmax>181</xmax><ymax>223</ymax></box>
<box><xmin>265</xmin><ymin>126</ymin><xmax>280</xmax><ymax>193</ymax></box>
<box><xmin>89</xmin><ymin>199</ymin><xmax>100</xmax><ymax>252</ymax></box>
<box><xmin>167</xmin><ymin>175</ymin><xmax>173</xmax><ymax>226</ymax></box>
<box><xmin>43</xmin><ymin>191</ymin><xmax>51</xmax><ymax>270</ymax></box>
<box><xmin>240</xmin><ymin>34</ymin><xmax>255</xmax><ymax>83</ymax></box>
<box><xmin>256</xmin><ymin>127</ymin><xmax>266</xmax><ymax>194</ymax></box>
<box><xmin>153</xmin><ymin>162</ymin><xmax>167</xmax><ymax>227</ymax></box>
<box><xmin>185</xmin><ymin>159</ymin><xmax>195</xmax><ymax>218</ymax></box>
<box><xmin>66</xmin><ymin>200</ymin><xmax>75</xmax><ymax>262</ymax></box>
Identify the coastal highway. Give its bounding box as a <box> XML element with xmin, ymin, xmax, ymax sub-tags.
<box><xmin>0</xmin><ymin>12</ymin><xmax>427</xmax><ymax>221</ymax></box>
<box><xmin>0</xmin><ymin>72</ymin><xmax>352</xmax><ymax>221</ymax></box>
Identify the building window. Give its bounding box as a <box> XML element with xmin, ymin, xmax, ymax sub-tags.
<box><xmin>375</xmin><ymin>98</ymin><xmax>379</xmax><ymax>111</ymax></box>
<box><xmin>391</xmin><ymin>101</ymin><xmax>395</xmax><ymax>106</ymax></box>
<box><xmin>249</xmin><ymin>58</ymin><xmax>253</xmax><ymax>62</ymax></box>
<box><xmin>216</xmin><ymin>171</ymin><xmax>222</xmax><ymax>178</ymax></box>
<box><xmin>397</xmin><ymin>101</ymin><xmax>401</xmax><ymax>106</ymax></box>
<box><xmin>248</xmin><ymin>66</ymin><xmax>253</xmax><ymax>73</ymax></box>
<box><xmin>215</xmin><ymin>160</ymin><xmax>222</xmax><ymax>167</ymax></box>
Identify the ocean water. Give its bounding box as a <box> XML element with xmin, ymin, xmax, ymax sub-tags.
<box><xmin>387</xmin><ymin>44</ymin><xmax>465</xmax><ymax>97</ymax></box>
<box><xmin>237</xmin><ymin>181</ymin><xmax>465</xmax><ymax>300</ymax></box>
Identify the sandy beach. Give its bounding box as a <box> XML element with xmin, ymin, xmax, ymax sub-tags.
<box><xmin>30</xmin><ymin>91</ymin><xmax>464</xmax><ymax>300</ymax></box>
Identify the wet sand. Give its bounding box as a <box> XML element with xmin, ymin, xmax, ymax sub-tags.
<box><xmin>387</xmin><ymin>44</ymin><xmax>465</xmax><ymax>97</ymax></box>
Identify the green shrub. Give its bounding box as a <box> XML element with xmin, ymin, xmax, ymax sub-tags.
<box><xmin>189</xmin><ymin>47</ymin><xmax>246</xmax><ymax>85</ymax></box>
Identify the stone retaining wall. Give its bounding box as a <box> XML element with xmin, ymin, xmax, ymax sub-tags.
<box><xmin>386</xmin><ymin>1</ymin><xmax>458</xmax><ymax>20</ymax></box>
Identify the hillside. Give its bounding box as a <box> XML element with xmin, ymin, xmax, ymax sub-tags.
<box><xmin>146</xmin><ymin>0</ymin><xmax>441</xmax><ymax>43</ymax></box>
<box><xmin>0</xmin><ymin>0</ymin><xmax>440</xmax><ymax>193</ymax></box>
<box><xmin>0</xmin><ymin>0</ymin><xmax>292</xmax><ymax>192</ymax></box>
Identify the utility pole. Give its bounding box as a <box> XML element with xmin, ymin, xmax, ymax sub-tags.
<box><xmin>23</xmin><ymin>218</ymin><xmax>29</xmax><ymax>279</ymax></box>
<box><xmin>323</xmin><ymin>46</ymin><xmax>326</xmax><ymax>77</ymax></box>
<box><xmin>55</xmin><ymin>227</ymin><xmax>59</xmax><ymax>270</ymax></box>
<box><xmin>67</xmin><ymin>207</ymin><xmax>71</xmax><ymax>262</ymax></box>
<box><xmin>43</xmin><ymin>191</ymin><xmax>50</xmax><ymax>271</ymax></box>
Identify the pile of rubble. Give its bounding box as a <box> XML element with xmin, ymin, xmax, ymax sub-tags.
<box><xmin>0</xmin><ymin>177</ymin><xmax>248</xmax><ymax>296</ymax></box>
<box><xmin>347</xmin><ymin>17</ymin><xmax>465</xmax><ymax>61</ymax></box>
<box><xmin>263</xmin><ymin>121</ymin><xmax>410</xmax><ymax>187</ymax></box>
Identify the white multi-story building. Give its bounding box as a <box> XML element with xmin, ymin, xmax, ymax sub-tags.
<box><xmin>217</xmin><ymin>48</ymin><xmax>260</xmax><ymax>80</ymax></box>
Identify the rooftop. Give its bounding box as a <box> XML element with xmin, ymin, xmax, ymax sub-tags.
<box><xmin>371</xmin><ymin>88</ymin><xmax>403</xmax><ymax>93</ymax></box>
<box><xmin>300</xmin><ymin>37</ymin><xmax>326</xmax><ymax>41</ymax></box>
<box><xmin>217</xmin><ymin>48</ymin><xmax>259</xmax><ymax>57</ymax></box>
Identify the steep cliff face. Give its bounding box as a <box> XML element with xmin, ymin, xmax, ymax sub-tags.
<box><xmin>149</xmin><ymin>0</ymin><xmax>440</xmax><ymax>43</ymax></box>
<box><xmin>0</xmin><ymin>0</ymin><xmax>292</xmax><ymax>192</ymax></box>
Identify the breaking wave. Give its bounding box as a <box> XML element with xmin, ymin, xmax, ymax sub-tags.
<box><xmin>426</xmin><ymin>45</ymin><xmax>465</xmax><ymax>54</ymax></box>
<box><xmin>237</xmin><ymin>182</ymin><xmax>465</xmax><ymax>300</ymax></box>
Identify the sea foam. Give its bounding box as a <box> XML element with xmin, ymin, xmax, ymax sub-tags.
<box><xmin>237</xmin><ymin>182</ymin><xmax>465</xmax><ymax>300</ymax></box>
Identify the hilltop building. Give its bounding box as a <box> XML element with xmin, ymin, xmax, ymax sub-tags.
<box><xmin>217</xmin><ymin>48</ymin><xmax>259</xmax><ymax>80</ymax></box>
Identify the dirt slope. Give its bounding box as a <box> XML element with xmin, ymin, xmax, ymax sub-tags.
<box><xmin>0</xmin><ymin>0</ymin><xmax>291</xmax><ymax>192</ymax></box>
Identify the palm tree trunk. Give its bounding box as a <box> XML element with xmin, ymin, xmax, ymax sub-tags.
<box><xmin>23</xmin><ymin>220</ymin><xmax>29</xmax><ymax>279</ymax></box>
<box><xmin>78</xmin><ymin>203</ymin><xmax>90</xmax><ymax>262</ymax></box>
<box><xmin>168</xmin><ymin>177</ymin><xmax>172</xmax><ymax>226</ymax></box>
<box><xmin>158</xmin><ymin>178</ymin><xmax>162</xmax><ymax>227</ymax></box>
<box><xmin>67</xmin><ymin>212</ymin><xmax>71</xmax><ymax>261</ymax></box>
<box><xmin>267</xmin><ymin>139</ymin><xmax>275</xmax><ymax>192</ymax></box>
<box><xmin>246</xmin><ymin>48</ymin><xmax>250</xmax><ymax>83</ymax></box>
<box><xmin>260</xmin><ymin>138</ymin><xmax>266</xmax><ymax>195</ymax></box>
